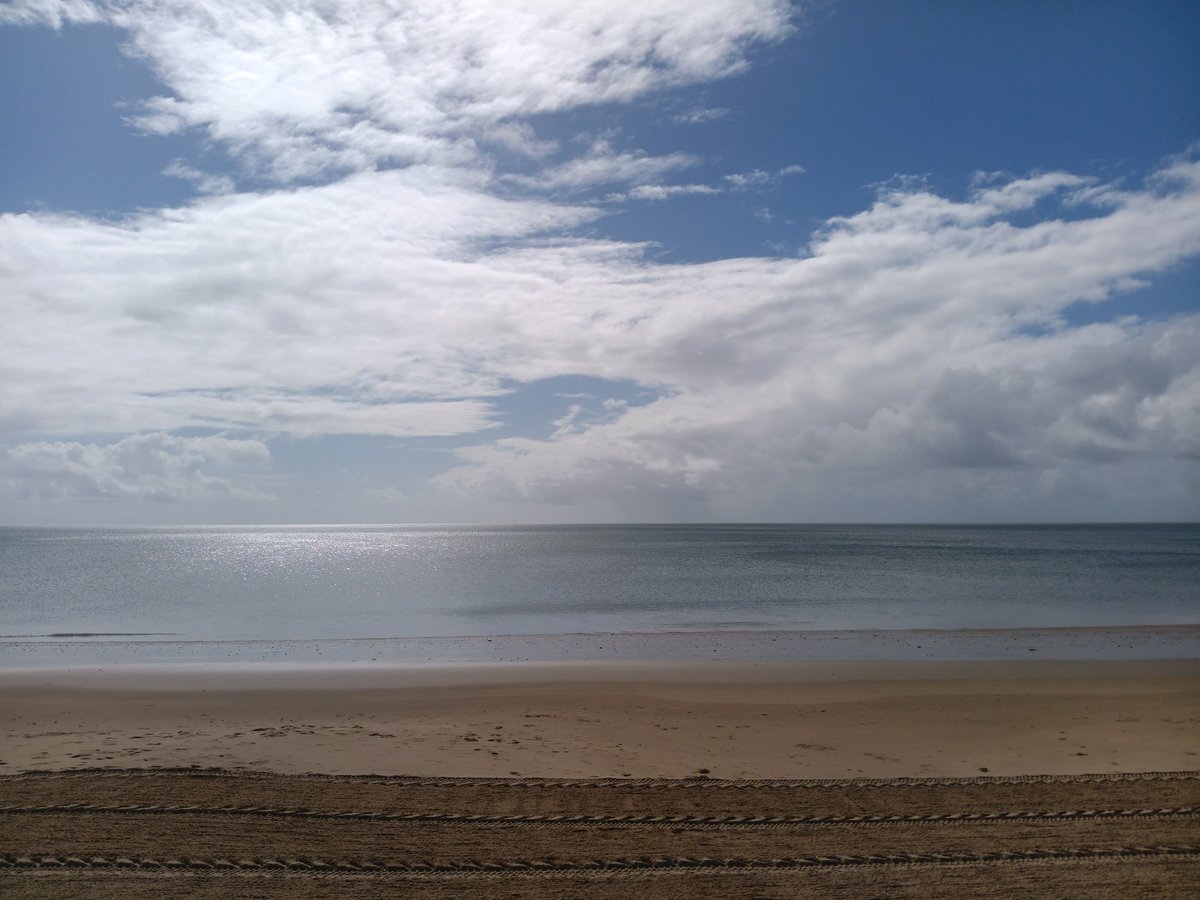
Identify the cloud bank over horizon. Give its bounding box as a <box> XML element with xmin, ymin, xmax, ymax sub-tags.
<box><xmin>1</xmin><ymin>0</ymin><xmax>1198</xmax><ymax>523</ymax></box>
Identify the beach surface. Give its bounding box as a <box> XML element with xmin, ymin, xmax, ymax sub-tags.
<box><xmin>4</xmin><ymin>654</ymin><xmax>1198</xmax><ymax>896</ymax></box>
<box><xmin>3</xmin><ymin>659</ymin><xmax>1197</xmax><ymax>778</ymax></box>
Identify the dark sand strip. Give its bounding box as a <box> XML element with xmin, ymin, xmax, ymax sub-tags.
<box><xmin>1</xmin><ymin>770</ymin><xmax>1197</xmax><ymax>898</ymax></box>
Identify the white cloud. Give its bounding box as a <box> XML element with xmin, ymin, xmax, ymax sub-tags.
<box><xmin>2</xmin><ymin>2</ymin><xmax>1199</xmax><ymax>520</ymax></box>
<box><xmin>507</xmin><ymin>144</ymin><xmax>698</xmax><ymax>193</ymax></box>
<box><xmin>608</xmin><ymin>162</ymin><xmax>804</xmax><ymax>203</ymax></box>
<box><xmin>0</xmin><ymin>433</ymin><xmax>272</xmax><ymax>501</ymax></box>
<box><xmin>0</xmin><ymin>164</ymin><xmax>600</xmax><ymax>439</ymax></box>
<box><xmin>724</xmin><ymin>169</ymin><xmax>772</xmax><ymax>189</ymax></box>
<box><xmin>432</xmin><ymin>159</ymin><xmax>1200</xmax><ymax>514</ymax></box>
<box><xmin>480</xmin><ymin>122</ymin><xmax>559</xmax><ymax>159</ymax></box>
<box><xmin>612</xmin><ymin>183</ymin><xmax>721</xmax><ymax>202</ymax></box>
<box><xmin>163</xmin><ymin>160</ymin><xmax>235</xmax><ymax>195</ymax></box>
<box><xmin>0</xmin><ymin>0</ymin><xmax>102</xmax><ymax>27</ymax></box>
<box><xmin>6</xmin><ymin>0</ymin><xmax>792</xmax><ymax>181</ymax></box>
<box><xmin>969</xmin><ymin>170</ymin><xmax>1088</xmax><ymax>213</ymax></box>
<box><xmin>671</xmin><ymin>106</ymin><xmax>730</xmax><ymax>125</ymax></box>
<box><xmin>724</xmin><ymin>164</ymin><xmax>806</xmax><ymax>189</ymax></box>
<box><xmin>5</xmin><ymin>157</ymin><xmax>1200</xmax><ymax>451</ymax></box>
<box><xmin>4</xmin><ymin>142</ymin><xmax>1199</xmax><ymax>515</ymax></box>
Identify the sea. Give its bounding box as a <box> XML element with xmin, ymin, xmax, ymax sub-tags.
<box><xmin>2</xmin><ymin>524</ymin><xmax>1198</xmax><ymax>665</ymax></box>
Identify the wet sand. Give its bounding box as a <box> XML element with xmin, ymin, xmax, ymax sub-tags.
<box><xmin>5</xmin><ymin>624</ymin><xmax>1198</xmax><ymax>668</ymax></box>
<box><xmin>2</xmin><ymin>659</ymin><xmax>1196</xmax><ymax>778</ymax></box>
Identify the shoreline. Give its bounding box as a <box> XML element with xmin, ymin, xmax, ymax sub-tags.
<box><xmin>3</xmin><ymin>623</ymin><xmax>1198</xmax><ymax>669</ymax></box>
<box><xmin>3</xmin><ymin>658</ymin><xmax>1196</xmax><ymax>779</ymax></box>
<box><xmin>2</xmin><ymin>655</ymin><xmax>1198</xmax><ymax>683</ymax></box>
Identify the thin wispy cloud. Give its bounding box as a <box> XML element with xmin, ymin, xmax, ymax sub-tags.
<box><xmin>671</xmin><ymin>106</ymin><xmax>731</xmax><ymax>125</ymax></box>
<box><xmin>506</xmin><ymin>145</ymin><xmax>699</xmax><ymax>194</ymax></box>
<box><xmin>162</xmin><ymin>160</ymin><xmax>235</xmax><ymax>196</ymax></box>
<box><xmin>5</xmin><ymin>0</ymin><xmax>790</xmax><ymax>182</ymax></box>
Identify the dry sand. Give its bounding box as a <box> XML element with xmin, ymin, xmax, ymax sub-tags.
<box><xmin>2</xmin><ymin>659</ymin><xmax>1196</xmax><ymax>778</ymax></box>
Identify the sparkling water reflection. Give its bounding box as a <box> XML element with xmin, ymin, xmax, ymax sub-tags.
<box><xmin>1</xmin><ymin>524</ymin><xmax>1197</xmax><ymax>641</ymax></box>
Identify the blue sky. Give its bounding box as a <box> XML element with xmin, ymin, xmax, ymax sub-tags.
<box><xmin>1</xmin><ymin>0</ymin><xmax>1198</xmax><ymax>524</ymax></box>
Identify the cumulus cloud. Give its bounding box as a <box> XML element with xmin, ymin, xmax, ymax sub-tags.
<box><xmin>0</xmin><ymin>433</ymin><xmax>272</xmax><ymax>501</ymax></box>
<box><xmin>4</xmin><ymin>158</ymin><xmax>1200</xmax><ymax>502</ymax></box>
<box><xmin>3</xmin><ymin>132</ymin><xmax>1199</xmax><ymax>513</ymax></box>
<box><xmin>433</xmin><ymin>159</ymin><xmax>1200</xmax><ymax>512</ymax></box>
<box><xmin>438</xmin><ymin>318</ymin><xmax>1200</xmax><ymax>516</ymax></box>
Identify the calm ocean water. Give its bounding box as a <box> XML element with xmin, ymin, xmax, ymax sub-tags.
<box><xmin>1</xmin><ymin>524</ymin><xmax>1197</xmax><ymax>644</ymax></box>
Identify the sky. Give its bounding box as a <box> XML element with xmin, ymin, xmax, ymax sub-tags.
<box><xmin>1</xmin><ymin>0</ymin><xmax>1198</xmax><ymax>525</ymax></box>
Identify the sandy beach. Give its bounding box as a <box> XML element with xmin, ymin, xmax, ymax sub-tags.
<box><xmin>3</xmin><ymin>658</ymin><xmax>1198</xmax><ymax>895</ymax></box>
<box><xmin>3</xmin><ymin>659</ymin><xmax>1196</xmax><ymax>778</ymax></box>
